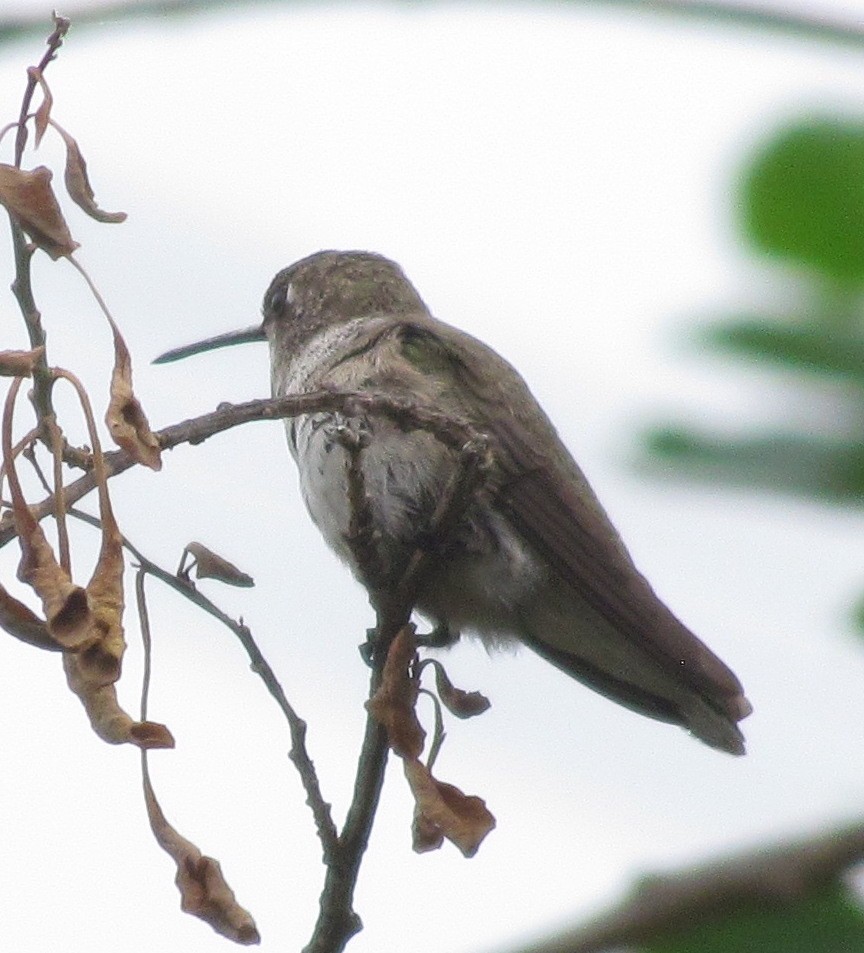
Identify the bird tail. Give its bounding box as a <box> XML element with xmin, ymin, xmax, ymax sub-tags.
<box><xmin>518</xmin><ymin>582</ymin><xmax>751</xmax><ymax>755</ymax></box>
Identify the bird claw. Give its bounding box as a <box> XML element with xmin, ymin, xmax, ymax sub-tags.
<box><xmin>416</xmin><ymin>622</ymin><xmax>460</xmax><ymax>648</ymax></box>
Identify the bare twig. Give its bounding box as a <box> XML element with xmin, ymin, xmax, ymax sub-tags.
<box><xmin>336</xmin><ymin>422</ymin><xmax>387</xmax><ymax>591</ymax></box>
<box><xmin>0</xmin><ymin>387</ymin><xmax>492</xmax><ymax>950</ymax></box>
<box><xmin>7</xmin><ymin>16</ymin><xmax>70</xmax><ymax>423</ymax></box>
<box><xmin>303</xmin><ymin>418</ymin><xmax>491</xmax><ymax>953</ymax></box>
<box><xmin>12</xmin><ymin>16</ymin><xmax>69</xmax><ymax>166</ymax></box>
<box><xmin>66</xmin><ymin>505</ymin><xmax>340</xmax><ymax>860</ymax></box>
<box><xmin>0</xmin><ymin>390</ymin><xmax>485</xmax><ymax>549</ymax></box>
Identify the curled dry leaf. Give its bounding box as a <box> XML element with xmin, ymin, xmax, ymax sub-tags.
<box><xmin>403</xmin><ymin>758</ymin><xmax>496</xmax><ymax>859</ymax></box>
<box><xmin>54</xmin><ymin>123</ymin><xmax>127</xmax><ymax>224</ymax></box>
<box><xmin>64</xmin><ymin>497</ymin><xmax>173</xmax><ymax>746</ymax></box>
<box><xmin>29</xmin><ymin>67</ymin><xmax>52</xmax><ymax>148</ymax></box>
<box><xmin>14</xmin><ymin>498</ymin><xmax>90</xmax><ymax>648</ymax></box>
<box><xmin>411</xmin><ymin>806</ymin><xmax>445</xmax><ymax>854</ymax></box>
<box><xmin>0</xmin><ymin>583</ymin><xmax>60</xmax><ymax>651</ymax></box>
<box><xmin>0</xmin><ymin>163</ymin><xmax>78</xmax><ymax>259</ymax></box>
<box><xmin>365</xmin><ymin>625</ymin><xmax>425</xmax><ymax>759</ymax></box>
<box><xmin>0</xmin><ymin>346</ymin><xmax>45</xmax><ymax>377</ymax></box>
<box><xmin>105</xmin><ymin>320</ymin><xmax>162</xmax><ymax>470</ymax></box>
<box><xmin>183</xmin><ymin>542</ymin><xmax>254</xmax><ymax>587</ymax></box>
<box><xmin>431</xmin><ymin>661</ymin><xmax>491</xmax><ymax>719</ymax></box>
<box><xmin>143</xmin><ymin>770</ymin><xmax>260</xmax><ymax>945</ymax></box>
<box><xmin>3</xmin><ymin>381</ymin><xmax>88</xmax><ymax>647</ymax></box>
<box><xmin>63</xmin><ymin>659</ymin><xmax>174</xmax><ymax>747</ymax></box>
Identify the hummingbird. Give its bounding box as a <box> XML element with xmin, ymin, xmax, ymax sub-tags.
<box><xmin>155</xmin><ymin>250</ymin><xmax>752</xmax><ymax>755</ymax></box>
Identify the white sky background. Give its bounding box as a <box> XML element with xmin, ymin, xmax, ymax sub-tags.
<box><xmin>1</xmin><ymin>2</ymin><xmax>864</xmax><ymax>952</ymax></box>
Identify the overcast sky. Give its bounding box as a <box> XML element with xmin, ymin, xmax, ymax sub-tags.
<box><xmin>1</xmin><ymin>2</ymin><xmax>864</xmax><ymax>953</ymax></box>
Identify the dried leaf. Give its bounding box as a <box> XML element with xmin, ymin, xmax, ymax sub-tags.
<box><xmin>59</xmin><ymin>497</ymin><xmax>174</xmax><ymax>747</ymax></box>
<box><xmin>0</xmin><ymin>346</ymin><xmax>44</xmax><ymax>377</ymax></box>
<box><xmin>0</xmin><ymin>163</ymin><xmax>78</xmax><ymax>259</ymax></box>
<box><xmin>366</xmin><ymin>626</ymin><xmax>425</xmax><ymax>759</ymax></box>
<box><xmin>55</xmin><ymin>124</ymin><xmax>127</xmax><ymax>224</ymax></box>
<box><xmin>130</xmin><ymin>721</ymin><xmax>176</xmax><ymax>747</ymax></box>
<box><xmin>29</xmin><ymin>67</ymin><xmax>52</xmax><ymax>148</ymax></box>
<box><xmin>2</xmin><ymin>380</ymin><xmax>89</xmax><ymax>647</ymax></box>
<box><xmin>143</xmin><ymin>770</ymin><xmax>260</xmax><ymax>944</ymax></box>
<box><xmin>404</xmin><ymin>758</ymin><xmax>496</xmax><ymax>858</ymax></box>
<box><xmin>184</xmin><ymin>542</ymin><xmax>254</xmax><ymax>587</ymax></box>
<box><xmin>2</xmin><ymin>380</ymin><xmax>88</xmax><ymax>646</ymax></box>
<box><xmin>83</xmin><ymin>508</ymin><xmax>125</xmax><ymax>684</ymax></box>
<box><xmin>411</xmin><ymin>807</ymin><xmax>445</xmax><ymax>854</ymax></box>
<box><xmin>63</xmin><ymin>658</ymin><xmax>174</xmax><ymax>747</ymax></box>
<box><xmin>67</xmin><ymin>492</ymin><xmax>172</xmax><ymax>745</ymax></box>
<box><xmin>432</xmin><ymin>662</ymin><xmax>491</xmax><ymax>719</ymax></box>
<box><xmin>14</xmin><ymin>505</ymin><xmax>91</xmax><ymax>648</ymax></box>
<box><xmin>63</xmin><ymin>510</ymin><xmax>172</xmax><ymax>747</ymax></box>
<box><xmin>0</xmin><ymin>583</ymin><xmax>60</xmax><ymax>651</ymax></box>
<box><xmin>105</xmin><ymin>320</ymin><xmax>162</xmax><ymax>470</ymax></box>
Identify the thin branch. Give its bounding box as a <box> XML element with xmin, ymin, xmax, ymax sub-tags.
<box><xmin>65</xmin><ymin>504</ymin><xmax>340</xmax><ymax>860</ymax></box>
<box><xmin>4</xmin><ymin>376</ymin><xmax>491</xmax><ymax>951</ymax></box>
<box><xmin>7</xmin><ymin>16</ymin><xmax>69</xmax><ymax>424</ymax></box>
<box><xmin>303</xmin><ymin>420</ymin><xmax>491</xmax><ymax>953</ymax></box>
<box><xmin>0</xmin><ymin>390</ymin><xmax>485</xmax><ymax>549</ymax></box>
<box><xmin>303</xmin><ymin>690</ymin><xmax>388</xmax><ymax>953</ymax></box>
<box><xmin>12</xmin><ymin>15</ymin><xmax>68</xmax><ymax>165</ymax></box>
<box><xmin>336</xmin><ymin>423</ymin><xmax>387</xmax><ymax>592</ymax></box>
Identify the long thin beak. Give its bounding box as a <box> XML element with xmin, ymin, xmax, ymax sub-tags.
<box><xmin>153</xmin><ymin>325</ymin><xmax>266</xmax><ymax>364</ymax></box>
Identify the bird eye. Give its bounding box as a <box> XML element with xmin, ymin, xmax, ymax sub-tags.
<box><xmin>266</xmin><ymin>281</ymin><xmax>297</xmax><ymax>319</ymax></box>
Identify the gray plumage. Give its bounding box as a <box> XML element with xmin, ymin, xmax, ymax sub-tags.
<box><xmin>157</xmin><ymin>249</ymin><xmax>752</xmax><ymax>754</ymax></box>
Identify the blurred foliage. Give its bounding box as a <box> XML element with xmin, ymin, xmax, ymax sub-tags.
<box><xmin>4</xmin><ymin>0</ymin><xmax>864</xmax><ymax>50</ymax></box>
<box><xmin>644</xmin><ymin>116</ymin><xmax>864</xmax><ymax>507</ymax></box>
<box><xmin>634</xmin><ymin>114</ymin><xmax>864</xmax><ymax>953</ymax></box>
<box><xmin>744</xmin><ymin>120</ymin><xmax>864</xmax><ymax>283</ymax></box>
<box><xmin>643</xmin><ymin>885</ymin><xmax>864</xmax><ymax>953</ymax></box>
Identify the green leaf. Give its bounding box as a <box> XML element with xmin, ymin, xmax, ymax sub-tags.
<box><xmin>643</xmin><ymin>428</ymin><xmax>864</xmax><ymax>503</ymax></box>
<box><xmin>644</xmin><ymin>883</ymin><xmax>864</xmax><ymax>953</ymax></box>
<box><xmin>700</xmin><ymin>318</ymin><xmax>864</xmax><ymax>382</ymax></box>
<box><xmin>742</xmin><ymin>118</ymin><xmax>864</xmax><ymax>283</ymax></box>
<box><xmin>853</xmin><ymin>594</ymin><xmax>864</xmax><ymax>633</ymax></box>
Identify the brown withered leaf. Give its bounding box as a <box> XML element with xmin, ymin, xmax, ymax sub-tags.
<box><xmin>431</xmin><ymin>661</ymin><xmax>491</xmax><ymax>719</ymax></box>
<box><xmin>67</xmin><ymin>492</ymin><xmax>174</xmax><ymax>746</ymax></box>
<box><xmin>29</xmin><ymin>67</ymin><xmax>52</xmax><ymax>148</ymax></box>
<box><xmin>365</xmin><ymin>626</ymin><xmax>425</xmax><ymax>759</ymax></box>
<box><xmin>0</xmin><ymin>346</ymin><xmax>45</xmax><ymax>377</ymax></box>
<box><xmin>411</xmin><ymin>806</ymin><xmax>445</xmax><ymax>854</ymax></box>
<box><xmin>54</xmin><ymin>124</ymin><xmax>127</xmax><ymax>224</ymax></box>
<box><xmin>84</xmin><ymin>506</ymin><xmax>125</xmax><ymax>684</ymax></box>
<box><xmin>183</xmin><ymin>542</ymin><xmax>254</xmax><ymax>587</ymax></box>
<box><xmin>59</xmin><ymin>502</ymin><xmax>174</xmax><ymax>747</ymax></box>
<box><xmin>3</xmin><ymin>380</ymin><xmax>90</xmax><ymax>647</ymax></box>
<box><xmin>0</xmin><ymin>583</ymin><xmax>60</xmax><ymax>651</ymax></box>
<box><xmin>63</xmin><ymin>659</ymin><xmax>175</xmax><ymax>747</ymax></box>
<box><xmin>143</xmin><ymin>769</ymin><xmax>260</xmax><ymax>944</ymax></box>
<box><xmin>0</xmin><ymin>163</ymin><xmax>78</xmax><ymax>259</ymax></box>
<box><xmin>13</xmin><ymin>494</ymin><xmax>90</xmax><ymax>648</ymax></box>
<box><xmin>105</xmin><ymin>320</ymin><xmax>162</xmax><ymax>470</ymax></box>
<box><xmin>403</xmin><ymin>758</ymin><xmax>496</xmax><ymax>858</ymax></box>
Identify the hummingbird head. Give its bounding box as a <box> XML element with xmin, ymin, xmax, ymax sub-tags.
<box><xmin>262</xmin><ymin>250</ymin><xmax>426</xmax><ymax>345</ymax></box>
<box><xmin>153</xmin><ymin>250</ymin><xmax>426</xmax><ymax>365</ymax></box>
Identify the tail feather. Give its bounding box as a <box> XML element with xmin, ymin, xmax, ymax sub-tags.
<box><xmin>518</xmin><ymin>582</ymin><xmax>751</xmax><ymax>755</ymax></box>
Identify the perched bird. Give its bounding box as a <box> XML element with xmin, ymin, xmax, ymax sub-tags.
<box><xmin>156</xmin><ymin>250</ymin><xmax>751</xmax><ymax>754</ymax></box>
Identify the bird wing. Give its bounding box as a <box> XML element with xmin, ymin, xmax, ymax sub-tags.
<box><xmin>391</xmin><ymin>317</ymin><xmax>750</xmax><ymax>728</ymax></box>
